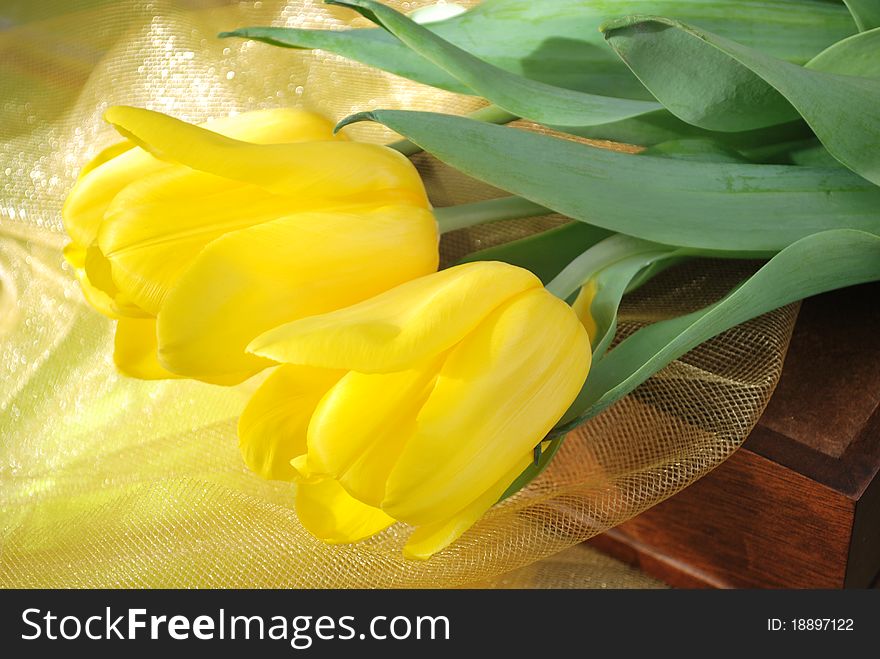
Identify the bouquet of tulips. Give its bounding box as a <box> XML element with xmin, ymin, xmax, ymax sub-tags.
<box><xmin>62</xmin><ymin>0</ymin><xmax>880</xmax><ymax>560</ymax></box>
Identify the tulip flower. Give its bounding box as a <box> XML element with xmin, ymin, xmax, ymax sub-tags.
<box><xmin>62</xmin><ymin>106</ymin><xmax>437</xmax><ymax>384</ymax></box>
<box><xmin>238</xmin><ymin>261</ymin><xmax>591</xmax><ymax>558</ymax></box>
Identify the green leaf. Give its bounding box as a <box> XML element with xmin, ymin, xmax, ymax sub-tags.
<box><xmin>561</xmin><ymin>110</ymin><xmax>812</xmax><ymax>156</ymax></box>
<box><xmin>458</xmin><ymin>221</ymin><xmax>612</xmax><ymax>285</ymax></box>
<box><xmin>325</xmin><ymin>0</ymin><xmax>662</xmax><ymax>128</ymax></box>
<box><xmin>339</xmin><ymin>110</ymin><xmax>880</xmax><ymax>252</ymax></box>
<box><xmin>222</xmin><ymin>0</ymin><xmax>856</xmax><ymax>99</ymax></box>
<box><xmin>806</xmin><ymin>26</ymin><xmax>880</xmax><ymax>78</ymax></box>
<box><xmin>585</xmin><ymin>251</ymin><xmax>681</xmax><ymax>359</ymax></box>
<box><xmin>556</xmin><ymin>229</ymin><xmax>880</xmax><ymax>432</ymax></box>
<box><xmin>545</xmin><ymin>233</ymin><xmax>673</xmax><ymax>299</ymax></box>
<box><xmin>623</xmin><ymin>256</ymin><xmax>686</xmax><ymax>295</ymax></box>
<box><xmin>499</xmin><ymin>435</ymin><xmax>564</xmax><ymax>501</ymax></box>
<box><xmin>602</xmin><ymin>17</ymin><xmax>880</xmax><ymax>185</ymax></box>
<box><xmin>221</xmin><ymin>22</ymin><xmax>471</xmax><ymax>94</ymax></box>
<box><xmin>603</xmin><ymin>18</ymin><xmax>792</xmax><ymax>132</ymax></box>
<box><xmin>641</xmin><ymin>138</ymin><xmax>751</xmax><ymax>163</ymax></box>
<box><xmin>542</xmin><ymin>232</ymin><xmax>683</xmax><ymax>358</ymax></box>
<box><xmin>639</xmin><ymin>133</ymin><xmax>818</xmax><ymax>166</ymax></box>
<box><xmin>786</xmin><ymin>142</ymin><xmax>842</xmax><ymax>168</ymax></box>
<box><xmin>844</xmin><ymin>0</ymin><xmax>880</xmax><ymax>31</ymax></box>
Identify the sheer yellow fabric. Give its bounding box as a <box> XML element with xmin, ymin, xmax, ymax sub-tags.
<box><xmin>0</xmin><ymin>0</ymin><xmax>796</xmax><ymax>587</ymax></box>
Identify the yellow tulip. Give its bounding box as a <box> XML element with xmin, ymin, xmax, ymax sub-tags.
<box><xmin>62</xmin><ymin>106</ymin><xmax>437</xmax><ymax>384</ymax></box>
<box><xmin>239</xmin><ymin>261</ymin><xmax>591</xmax><ymax>559</ymax></box>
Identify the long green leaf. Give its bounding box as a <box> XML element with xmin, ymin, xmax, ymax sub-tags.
<box><xmin>223</xmin><ymin>18</ymin><xmax>470</xmax><ymax>94</ymax></box>
<box><xmin>545</xmin><ymin>234</ymin><xmax>672</xmax><ymax>299</ymax></box>
<box><xmin>555</xmin><ymin>229</ymin><xmax>880</xmax><ymax>432</ymax></box>
<box><xmin>584</xmin><ymin>252</ymin><xmax>682</xmax><ymax>360</ymax></box>
<box><xmin>637</xmin><ymin>131</ymin><xmax>804</xmax><ymax>164</ymax></box>
<box><xmin>805</xmin><ymin>26</ymin><xmax>880</xmax><ymax>78</ymax></box>
<box><xmin>339</xmin><ymin>110</ymin><xmax>880</xmax><ymax>252</ymax></box>
<box><xmin>562</xmin><ymin>110</ymin><xmax>812</xmax><ymax>155</ymax></box>
<box><xmin>546</xmin><ymin>136</ymin><xmax>761</xmax><ymax>354</ymax></box>
<box><xmin>222</xmin><ymin>0</ymin><xmax>855</xmax><ymax>99</ymax></box>
<box><xmin>640</xmin><ymin>138</ymin><xmax>751</xmax><ymax>163</ymax></box>
<box><xmin>325</xmin><ymin>0</ymin><xmax>662</xmax><ymax>128</ymax></box>
<box><xmin>786</xmin><ymin>142</ymin><xmax>844</xmax><ymax>168</ymax></box>
<box><xmin>844</xmin><ymin>0</ymin><xmax>880</xmax><ymax>31</ymax></box>
<box><xmin>602</xmin><ymin>17</ymin><xmax>880</xmax><ymax>184</ymax></box>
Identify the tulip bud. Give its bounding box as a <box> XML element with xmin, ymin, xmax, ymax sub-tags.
<box><xmin>63</xmin><ymin>106</ymin><xmax>437</xmax><ymax>384</ymax></box>
<box><xmin>239</xmin><ymin>261</ymin><xmax>591</xmax><ymax>558</ymax></box>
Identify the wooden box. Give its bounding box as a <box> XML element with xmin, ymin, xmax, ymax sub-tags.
<box><xmin>588</xmin><ymin>282</ymin><xmax>880</xmax><ymax>588</ymax></box>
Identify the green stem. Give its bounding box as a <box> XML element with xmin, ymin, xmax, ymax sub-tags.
<box><xmin>433</xmin><ymin>195</ymin><xmax>549</xmax><ymax>234</ymax></box>
<box><xmin>388</xmin><ymin>104</ymin><xmax>518</xmax><ymax>156</ymax></box>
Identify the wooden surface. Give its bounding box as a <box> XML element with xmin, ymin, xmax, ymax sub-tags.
<box><xmin>589</xmin><ymin>282</ymin><xmax>880</xmax><ymax>589</ymax></box>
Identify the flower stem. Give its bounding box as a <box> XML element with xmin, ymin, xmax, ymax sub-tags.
<box><xmin>434</xmin><ymin>195</ymin><xmax>550</xmax><ymax>234</ymax></box>
<box><xmin>388</xmin><ymin>104</ymin><xmax>518</xmax><ymax>156</ymax></box>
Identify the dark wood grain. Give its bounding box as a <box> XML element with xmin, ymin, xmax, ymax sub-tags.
<box><xmin>748</xmin><ymin>282</ymin><xmax>880</xmax><ymax>496</ymax></box>
<box><xmin>588</xmin><ymin>282</ymin><xmax>880</xmax><ymax>589</ymax></box>
<box><xmin>591</xmin><ymin>450</ymin><xmax>854</xmax><ymax>588</ymax></box>
<box><xmin>758</xmin><ymin>284</ymin><xmax>880</xmax><ymax>460</ymax></box>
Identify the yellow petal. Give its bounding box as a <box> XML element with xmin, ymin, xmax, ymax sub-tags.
<box><xmin>295</xmin><ymin>478</ymin><xmax>395</xmax><ymax>544</ymax></box>
<box><xmin>305</xmin><ymin>357</ymin><xmax>442</xmax><ymax>506</ymax></box>
<box><xmin>113</xmin><ymin>317</ymin><xmax>243</xmax><ymax>384</ymax></box>
<box><xmin>250</xmin><ymin>261</ymin><xmax>541</xmax><ymax>374</ymax></box>
<box><xmin>82</xmin><ymin>243</ymin><xmax>150</xmax><ymax>318</ymax></box>
<box><xmin>198</xmin><ymin>108</ymin><xmax>343</xmax><ymax>145</ymax></box>
<box><xmin>403</xmin><ymin>452</ymin><xmax>533</xmax><ymax>560</ymax></box>
<box><xmin>383</xmin><ymin>287</ymin><xmax>590</xmax><ymax>525</ymax></box>
<box><xmin>63</xmin><ymin>107</ymin><xmax>343</xmax><ymax>253</ymax></box>
<box><xmin>97</xmin><ymin>167</ymin><xmax>311</xmax><ymax>316</ymax></box>
<box><xmin>158</xmin><ymin>205</ymin><xmax>438</xmax><ymax>383</ymax></box>
<box><xmin>238</xmin><ymin>364</ymin><xmax>345</xmax><ymax>481</ymax></box>
<box><xmin>104</xmin><ymin>106</ymin><xmax>429</xmax><ymax>208</ymax></box>
<box><xmin>62</xmin><ymin>143</ymin><xmax>166</xmax><ymax>250</ymax></box>
<box><xmin>63</xmin><ymin>243</ymin><xmax>122</xmax><ymax>319</ymax></box>
<box><xmin>96</xmin><ymin>169</ymin><xmax>414</xmax><ymax>317</ymax></box>
<box><xmin>113</xmin><ymin>317</ymin><xmax>182</xmax><ymax>380</ymax></box>
<box><xmin>77</xmin><ymin>141</ymin><xmax>137</xmax><ymax>177</ymax></box>
<box><xmin>571</xmin><ymin>278</ymin><xmax>599</xmax><ymax>345</ymax></box>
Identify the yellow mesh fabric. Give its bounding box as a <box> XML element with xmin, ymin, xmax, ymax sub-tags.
<box><xmin>470</xmin><ymin>544</ymin><xmax>666</xmax><ymax>589</ymax></box>
<box><xmin>0</xmin><ymin>0</ymin><xmax>796</xmax><ymax>588</ymax></box>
